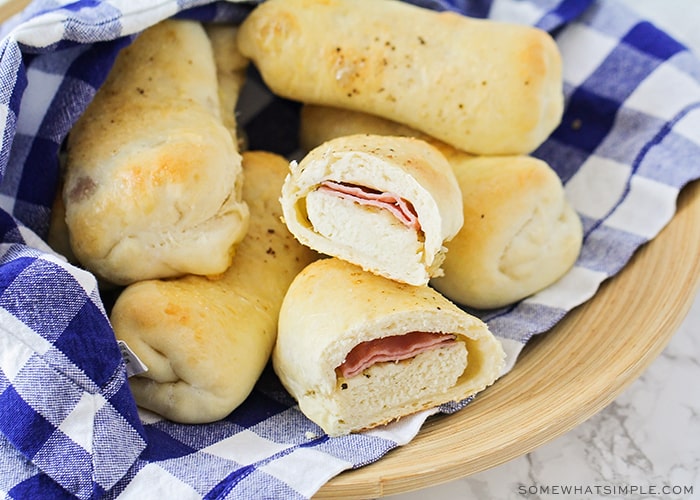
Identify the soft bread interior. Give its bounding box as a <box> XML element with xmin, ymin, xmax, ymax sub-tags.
<box><xmin>304</xmin><ymin>189</ymin><xmax>430</xmax><ymax>286</ymax></box>
<box><xmin>314</xmin><ymin>342</ymin><xmax>467</xmax><ymax>436</ymax></box>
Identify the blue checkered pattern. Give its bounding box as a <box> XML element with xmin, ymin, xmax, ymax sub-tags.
<box><xmin>0</xmin><ymin>0</ymin><xmax>698</xmax><ymax>498</ymax></box>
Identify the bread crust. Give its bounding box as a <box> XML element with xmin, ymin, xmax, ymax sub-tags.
<box><xmin>205</xmin><ymin>23</ymin><xmax>249</xmax><ymax>149</ymax></box>
<box><xmin>237</xmin><ymin>0</ymin><xmax>563</xmax><ymax>155</ymax></box>
<box><xmin>431</xmin><ymin>155</ymin><xmax>583</xmax><ymax>309</ymax></box>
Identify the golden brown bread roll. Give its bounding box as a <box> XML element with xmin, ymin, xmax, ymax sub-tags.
<box><xmin>430</xmin><ymin>155</ymin><xmax>583</xmax><ymax>309</ymax></box>
<box><xmin>273</xmin><ymin>257</ymin><xmax>505</xmax><ymax>436</ymax></box>
<box><xmin>110</xmin><ymin>151</ymin><xmax>318</xmax><ymax>424</ymax></box>
<box><xmin>63</xmin><ymin>20</ymin><xmax>249</xmax><ymax>285</ymax></box>
<box><xmin>237</xmin><ymin>0</ymin><xmax>563</xmax><ymax>155</ymax></box>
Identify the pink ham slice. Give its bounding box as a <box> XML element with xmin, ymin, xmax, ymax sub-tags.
<box><xmin>337</xmin><ymin>331</ymin><xmax>457</xmax><ymax>379</ymax></box>
<box><xmin>317</xmin><ymin>180</ymin><xmax>421</xmax><ymax>231</ymax></box>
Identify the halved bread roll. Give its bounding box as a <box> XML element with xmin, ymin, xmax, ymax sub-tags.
<box><xmin>237</xmin><ymin>0</ymin><xmax>563</xmax><ymax>155</ymax></box>
<box><xmin>110</xmin><ymin>151</ymin><xmax>318</xmax><ymax>424</ymax></box>
<box><xmin>63</xmin><ymin>20</ymin><xmax>249</xmax><ymax>285</ymax></box>
<box><xmin>431</xmin><ymin>155</ymin><xmax>583</xmax><ymax>309</ymax></box>
<box><xmin>280</xmin><ymin>134</ymin><xmax>463</xmax><ymax>286</ymax></box>
<box><xmin>273</xmin><ymin>257</ymin><xmax>505</xmax><ymax>437</ymax></box>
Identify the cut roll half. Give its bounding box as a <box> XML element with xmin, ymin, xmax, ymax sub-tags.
<box><xmin>280</xmin><ymin>134</ymin><xmax>463</xmax><ymax>286</ymax></box>
<box><xmin>273</xmin><ymin>257</ymin><xmax>505</xmax><ymax>436</ymax></box>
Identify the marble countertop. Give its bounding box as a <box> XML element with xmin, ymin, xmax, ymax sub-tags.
<box><xmin>388</xmin><ymin>1</ymin><xmax>700</xmax><ymax>499</ymax></box>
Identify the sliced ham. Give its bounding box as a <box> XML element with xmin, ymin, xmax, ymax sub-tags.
<box><xmin>317</xmin><ymin>180</ymin><xmax>421</xmax><ymax>231</ymax></box>
<box><xmin>337</xmin><ymin>331</ymin><xmax>457</xmax><ymax>379</ymax></box>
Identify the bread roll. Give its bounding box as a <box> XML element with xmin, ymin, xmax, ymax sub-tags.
<box><xmin>63</xmin><ymin>20</ymin><xmax>249</xmax><ymax>285</ymax></box>
<box><xmin>280</xmin><ymin>134</ymin><xmax>463</xmax><ymax>286</ymax></box>
<box><xmin>431</xmin><ymin>155</ymin><xmax>583</xmax><ymax>309</ymax></box>
<box><xmin>48</xmin><ymin>178</ymin><xmax>76</xmax><ymax>265</ymax></box>
<box><xmin>273</xmin><ymin>257</ymin><xmax>505</xmax><ymax>437</ymax></box>
<box><xmin>110</xmin><ymin>151</ymin><xmax>318</xmax><ymax>424</ymax></box>
<box><xmin>237</xmin><ymin>0</ymin><xmax>563</xmax><ymax>155</ymax></box>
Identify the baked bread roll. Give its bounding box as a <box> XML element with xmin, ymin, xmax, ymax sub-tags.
<box><xmin>237</xmin><ymin>0</ymin><xmax>563</xmax><ymax>155</ymax></box>
<box><xmin>63</xmin><ymin>20</ymin><xmax>249</xmax><ymax>285</ymax></box>
<box><xmin>280</xmin><ymin>134</ymin><xmax>463</xmax><ymax>286</ymax></box>
<box><xmin>48</xmin><ymin>178</ymin><xmax>76</xmax><ymax>265</ymax></box>
<box><xmin>430</xmin><ymin>155</ymin><xmax>583</xmax><ymax>309</ymax></box>
<box><xmin>110</xmin><ymin>151</ymin><xmax>318</xmax><ymax>424</ymax></box>
<box><xmin>273</xmin><ymin>257</ymin><xmax>505</xmax><ymax>437</ymax></box>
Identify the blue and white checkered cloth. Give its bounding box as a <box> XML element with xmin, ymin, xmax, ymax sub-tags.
<box><xmin>0</xmin><ymin>0</ymin><xmax>698</xmax><ymax>498</ymax></box>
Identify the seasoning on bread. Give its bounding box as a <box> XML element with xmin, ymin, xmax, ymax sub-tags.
<box><xmin>237</xmin><ymin>0</ymin><xmax>563</xmax><ymax>155</ymax></box>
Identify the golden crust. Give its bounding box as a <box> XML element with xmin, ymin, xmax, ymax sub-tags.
<box><xmin>431</xmin><ymin>155</ymin><xmax>583</xmax><ymax>309</ymax></box>
<box><xmin>64</xmin><ymin>20</ymin><xmax>248</xmax><ymax>285</ymax></box>
<box><xmin>238</xmin><ymin>0</ymin><xmax>563</xmax><ymax>155</ymax></box>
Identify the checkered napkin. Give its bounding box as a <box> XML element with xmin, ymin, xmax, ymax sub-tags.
<box><xmin>0</xmin><ymin>0</ymin><xmax>698</xmax><ymax>498</ymax></box>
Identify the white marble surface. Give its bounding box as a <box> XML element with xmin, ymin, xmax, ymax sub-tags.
<box><xmin>387</xmin><ymin>1</ymin><xmax>700</xmax><ymax>499</ymax></box>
